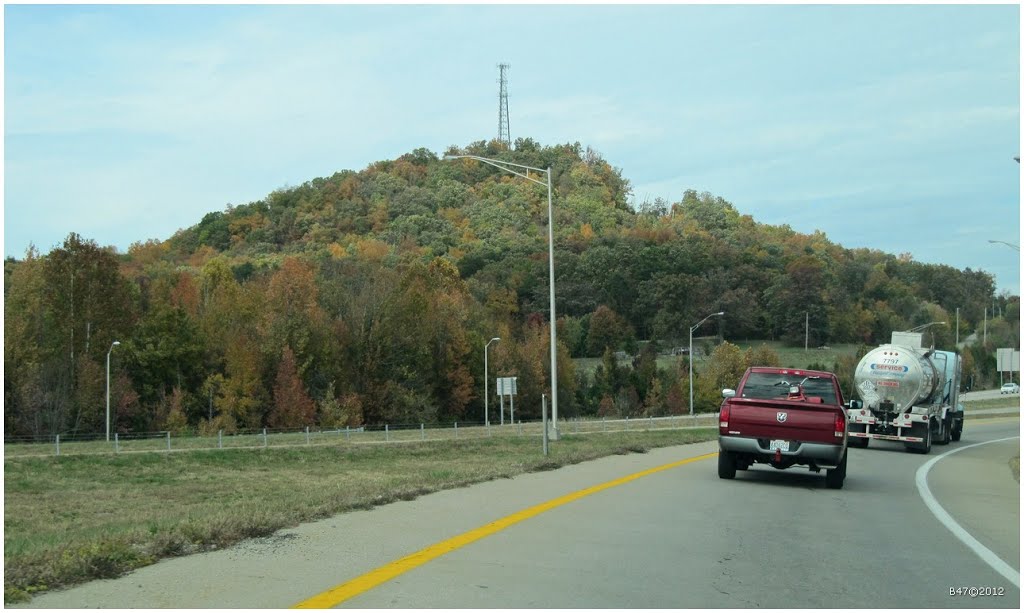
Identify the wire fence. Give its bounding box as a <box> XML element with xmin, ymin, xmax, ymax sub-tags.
<box><xmin>3</xmin><ymin>413</ymin><xmax>720</xmax><ymax>459</ymax></box>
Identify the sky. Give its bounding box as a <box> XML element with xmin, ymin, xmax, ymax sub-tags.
<box><xmin>3</xmin><ymin>3</ymin><xmax>1021</xmax><ymax>295</ymax></box>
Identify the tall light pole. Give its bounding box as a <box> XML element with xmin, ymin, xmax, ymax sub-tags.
<box><xmin>106</xmin><ymin>340</ymin><xmax>120</xmax><ymax>441</ymax></box>
<box><xmin>484</xmin><ymin>337</ymin><xmax>500</xmax><ymax>426</ymax></box>
<box><xmin>445</xmin><ymin>154</ymin><xmax>560</xmax><ymax>439</ymax></box>
<box><xmin>689</xmin><ymin>311</ymin><xmax>724</xmax><ymax>416</ymax></box>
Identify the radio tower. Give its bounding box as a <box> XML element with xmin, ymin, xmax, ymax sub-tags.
<box><xmin>498</xmin><ymin>63</ymin><xmax>511</xmax><ymax>145</ymax></box>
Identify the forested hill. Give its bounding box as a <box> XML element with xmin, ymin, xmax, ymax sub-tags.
<box><xmin>4</xmin><ymin>138</ymin><xmax>1013</xmax><ymax>437</ymax></box>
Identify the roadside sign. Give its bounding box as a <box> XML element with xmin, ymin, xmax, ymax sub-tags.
<box><xmin>496</xmin><ymin>377</ymin><xmax>518</xmax><ymax>395</ymax></box>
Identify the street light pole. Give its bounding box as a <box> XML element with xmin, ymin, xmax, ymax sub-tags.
<box><xmin>106</xmin><ymin>340</ymin><xmax>120</xmax><ymax>441</ymax></box>
<box><xmin>445</xmin><ymin>154</ymin><xmax>560</xmax><ymax>439</ymax></box>
<box><xmin>689</xmin><ymin>312</ymin><xmax>724</xmax><ymax>416</ymax></box>
<box><xmin>905</xmin><ymin>321</ymin><xmax>946</xmax><ymax>333</ymax></box>
<box><xmin>484</xmin><ymin>337</ymin><xmax>500</xmax><ymax>427</ymax></box>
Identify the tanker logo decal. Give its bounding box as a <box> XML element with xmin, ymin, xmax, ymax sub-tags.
<box><xmin>870</xmin><ymin>363</ymin><xmax>909</xmax><ymax>373</ymax></box>
<box><xmin>777</xmin><ymin>412</ymin><xmax>788</xmax><ymax>423</ymax></box>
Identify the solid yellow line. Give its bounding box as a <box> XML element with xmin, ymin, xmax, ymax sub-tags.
<box><xmin>292</xmin><ymin>451</ymin><xmax>718</xmax><ymax>608</ymax></box>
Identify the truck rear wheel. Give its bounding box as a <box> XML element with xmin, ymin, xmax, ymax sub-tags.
<box><xmin>905</xmin><ymin>423</ymin><xmax>932</xmax><ymax>454</ymax></box>
<box><xmin>718</xmin><ymin>450</ymin><xmax>737</xmax><ymax>480</ymax></box>
<box><xmin>937</xmin><ymin>418</ymin><xmax>951</xmax><ymax>445</ymax></box>
<box><xmin>825</xmin><ymin>451</ymin><xmax>847</xmax><ymax>489</ymax></box>
<box><xmin>951</xmin><ymin>420</ymin><xmax>963</xmax><ymax>442</ymax></box>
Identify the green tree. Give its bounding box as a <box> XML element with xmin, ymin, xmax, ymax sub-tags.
<box><xmin>744</xmin><ymin>344</ymin><xmax>781</xmax><ymax>368</ymax></box>
<box><xmin>694</xmin><ymin>342</ymin><xmax>746</xmax><ymax>412</ymax></box>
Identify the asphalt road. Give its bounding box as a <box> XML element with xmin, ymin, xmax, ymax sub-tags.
<box><xmin>17</xmin><ymin>419</ymin><xmax>1020</xmax><ymax>609</ymax></box>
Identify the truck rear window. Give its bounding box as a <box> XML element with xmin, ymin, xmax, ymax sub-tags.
<box><xmin>740</xmin><ymin>373</ymin><xmax>837</xmax><ymax>405</ymax></box>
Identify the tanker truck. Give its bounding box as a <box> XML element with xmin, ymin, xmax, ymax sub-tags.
<box><xmin>846</xmin><ymin>331</ymin><xmax>963</xmax><ymax>454</ymax></box>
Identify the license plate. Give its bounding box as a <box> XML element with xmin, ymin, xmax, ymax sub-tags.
<box><xmin>769</xmin><ymin>440</ymin><xmax>790</xmax><ymax>452</ymax></box>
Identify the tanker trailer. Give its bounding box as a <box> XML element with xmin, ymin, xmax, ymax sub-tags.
<box><xmin>846</xmin><ymin>331</ymin><xmax>962</xmax><ymax>454</ymax></box>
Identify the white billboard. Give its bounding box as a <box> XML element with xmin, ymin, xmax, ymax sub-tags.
<box><xmin>996</xmin><ymin>348</ymin><xmax>1020</xmax><ymax>373</ymax></box>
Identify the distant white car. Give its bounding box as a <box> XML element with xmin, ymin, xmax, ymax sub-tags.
<box><xmin>1000</xmin><ymin>383</ymin><xmax>1020</xmax><ymax>394</ymax></box>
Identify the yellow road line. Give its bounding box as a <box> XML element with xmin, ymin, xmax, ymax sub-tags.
<box><xmin>293</xmin><ymin>451</ymin><xmax>717</xmax><ymax>608</ymax></box>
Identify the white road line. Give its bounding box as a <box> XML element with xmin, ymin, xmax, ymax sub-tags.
<box><xmin>915</xmin><ymin>436</ymin><xmax>1020</xmax><ymax>588</ymax></box>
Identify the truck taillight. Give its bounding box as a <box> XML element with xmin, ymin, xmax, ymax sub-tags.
<box><xmin>835</xmin><ymin>412</ymin><xmax>845</xmax><ymax>438</ymax></box>
<box><xmin>720</xmin><ymin>405</ymin><xmax>730</xmax><ymax>429</ymax></box>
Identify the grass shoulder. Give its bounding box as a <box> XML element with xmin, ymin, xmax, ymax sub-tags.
<box><xmin>4</xmin><ymin>428</ymin><xmax>716</xmax><ymax>603</ymax></box>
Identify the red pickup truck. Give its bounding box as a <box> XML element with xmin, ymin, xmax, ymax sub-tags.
<box><xmin>718</xmin><ymin>367</ymin><xmax>852</xmax><ymax>489</ymax></box>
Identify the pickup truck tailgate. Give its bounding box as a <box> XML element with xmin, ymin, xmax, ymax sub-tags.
<box><xmin>725</xmin><ymin>398</ymin><xmax>841</xmax><ymax>445</ymax></box>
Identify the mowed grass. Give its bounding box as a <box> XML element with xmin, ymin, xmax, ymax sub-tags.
<box><xmin>3</xmin><ymin>428</ymin><xmax>716</xmax><ymax>603</ymax></box>
<box><xmin>962</xmin><ymin>397</ymin><xmax>1022</xmax><ymax>412</ymax></box>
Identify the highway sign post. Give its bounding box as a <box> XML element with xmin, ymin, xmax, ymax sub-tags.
<box><xmin>497</xmin><ymin>376</ymin><xmax>518</xmax><ymax>425</ymax></box>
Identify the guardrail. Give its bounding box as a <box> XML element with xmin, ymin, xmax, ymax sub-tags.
<box><xmin>3</xmin><ymin>414</ymin><xmax>720</xmax><ymax>459</ymax></box>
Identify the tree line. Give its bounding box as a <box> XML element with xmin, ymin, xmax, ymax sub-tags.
<box><xmin>4</xmin><ymin>139</ymin><xmax>1019</xmax><ymax>437</ymax></box>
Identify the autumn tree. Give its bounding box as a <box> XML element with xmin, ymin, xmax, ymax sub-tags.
<box><xmin>262</xmin><ymin>256</ymin><xmax>327</xmax><ymax>382</ymax></box>
<box><xmin>270</xmin><ymin>346</ymin><xmax>316</xmax><ymax>428</ymax></box>
<box><xmin>586</xmin><ymin>305</ymin><xmax>634</xmax><ymax>357</ymax></box>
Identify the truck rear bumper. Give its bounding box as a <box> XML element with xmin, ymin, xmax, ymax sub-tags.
<box><xmin>719</xmin><ymin>435</ymin><xmax>845</xmax><ymax>467</ymax></box>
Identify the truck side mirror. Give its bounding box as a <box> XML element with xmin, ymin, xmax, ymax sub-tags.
<box><xmin>845</xmin><ymin>399</ymin><xmax>862</xmax><ymax>410</ymax></box>
<box><xmin>722</xmin><ymin>389</ymin><xmax>736</xmax><ymax>398</ymax></box>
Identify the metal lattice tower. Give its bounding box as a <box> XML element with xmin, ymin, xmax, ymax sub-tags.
<box><xmin>498</xmin><ymin>63</ymin><xmax>510</xmax><ymax>145</ymax></box>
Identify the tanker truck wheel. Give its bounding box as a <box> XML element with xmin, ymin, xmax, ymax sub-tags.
<box><xmin>937</xmin><ymin>418</ymin><xmax>951</xmax><ymax>445</ymax></box>
<box><xmin>905</xmin><ymin>423</ymin><xmax>932</xmax><ymax>454</ymax></box>
<box><xmin>847</xmin><ymin>425</ymin><xmax>869</xmax><ymax>448</ymax></box>
<box><xmin>951</xmin><ymin>420</ymin><xmax>963</xmax><ymax>442</ymax></box>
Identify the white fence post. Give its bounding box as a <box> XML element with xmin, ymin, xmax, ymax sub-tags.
<box><xmin>346</xmin><ymin>425</ymin><xmax>350</xmax><ymax>441</ymax></box>
<box><xmin>421</xmin><ymin>423</ymin><xmax>425</xmax><ymax>440</ymax></box>
<box><xmin>385</xmin><ymin>424</ymin><xmax>389</xmax><ymax>442</ymax></box>
<box><xmin>455</xmin><ymin>422</ymin><xmax>458</xmax><ymax>438</ymax></box>
<box><xmin>166</xmin><ymin>431</ymin><xmax>171</xmax><ymax>452</ymax></box>
<box><xmin>542</xmin><ymin>395</ymin><xmax>549</xmax><ymax>456</ymax></box>
<box><xmin>263</xmin><ymin>428</ymin><xmax>267</xmax><ymax>448</ymax></box>
<box><xmin>55</xmin><ymin>434</ymin><xmax>60</xmax><ymax>456</ymax></box>
<box><xmin>306</xmin><ymin>426</ymin><xmax>310</xmax><ymax>445</ymax></box>
<box><xmin>218</xmin><ymin>429</ymin><xmax>223</xmax><ymax>449</ymax></box>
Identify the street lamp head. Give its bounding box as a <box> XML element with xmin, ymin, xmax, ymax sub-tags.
<box><xmin>111</xmin><ymin>340</ymin><xmax>120</xmax><ymax>347</ymax></box>
<box><xmin>492</xmin><ymin>337</ymin><xmax>501</xmax><ymax>342</ymax></box>
<box><xmin>715</xmin><ymin>311</ymin><xmax>725</xmax><ymax>316</ymax></box>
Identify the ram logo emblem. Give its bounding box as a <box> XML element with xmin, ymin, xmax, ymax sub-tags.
<box><xmin>777</xmin><ymin>412</ymin><xmax>788</xmax><ymax>423</ymax></box>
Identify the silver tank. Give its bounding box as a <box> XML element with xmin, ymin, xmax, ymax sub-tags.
<box><xmin>854</xmin><ymin>344</ymin><xmax>940</xmax><ymax>412</ymax></box>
